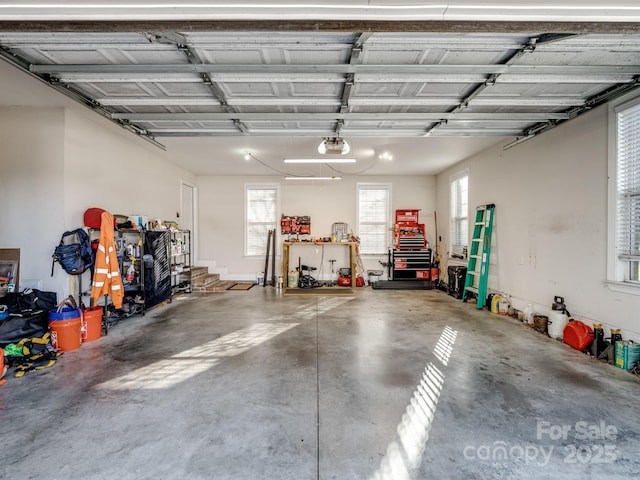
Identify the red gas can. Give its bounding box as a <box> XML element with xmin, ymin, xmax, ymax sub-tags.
<box><xmin>563</xmin><ymin>320</ymin><xmax>594</xmax><ymax>351</ymax></box>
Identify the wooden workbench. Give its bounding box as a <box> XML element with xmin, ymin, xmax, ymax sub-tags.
<box><xmin>282</xmin><ymin>241</ymin><xmax>358</xmax><ymax>288</ymax></box>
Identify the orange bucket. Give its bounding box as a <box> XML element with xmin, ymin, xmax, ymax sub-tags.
<box><xmin>49</xmin><ymin>317</ymin><xmax>82</xmax><ymax>352</ymax></box>
<box><xmin>1</xmin><ymin>347</ymin><xmax>7</xmax><ymax>380</ymax></box>
<box><xmin>81</xmin><ymin>307</ymin><xmax>103</xmax><ymax>343</ymax></box>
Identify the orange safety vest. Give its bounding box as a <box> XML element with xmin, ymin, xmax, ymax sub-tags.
<box><xmin>91</xmin><ymin>211</ymin><xmax>124</xmax><ymax>309</ymax></box>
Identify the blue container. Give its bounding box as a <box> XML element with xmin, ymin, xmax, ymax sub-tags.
<box><xmin>49</xmin><ymin>306</ymin><xmax>81</xmax><ymax>321</ymax></box>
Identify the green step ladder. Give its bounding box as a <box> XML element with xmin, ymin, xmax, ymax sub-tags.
<box><xmin>462</xmin><ymin>204</ymin><xmax>495</xmax><ymax>309</ymax></box>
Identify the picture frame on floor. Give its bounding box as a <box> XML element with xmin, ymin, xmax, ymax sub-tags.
<box><xmin>0</xmin><ymin>259</ymin><xmax>18</xmax><ymax>293</ymax></box>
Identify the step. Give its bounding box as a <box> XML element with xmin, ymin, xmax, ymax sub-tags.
<box><xmin>191</xmin><ymin>280</ymin><xmax>236</xmax><ymax>293</ymax></box>
<box><xmin>190</xmin><ymin>266</ymin><xmax>210</xmax><ymax>280</ymax></box>
<box><xmin>191</xmin><ymin>273</ymin><xmax>221</xmax><ymax>287</ymax></box>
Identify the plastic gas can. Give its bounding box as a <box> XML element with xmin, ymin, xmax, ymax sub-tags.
<box><xmin>563</xmin><ymin>320</ymin><xmax>594</xmax><ymax>351</ymax></box>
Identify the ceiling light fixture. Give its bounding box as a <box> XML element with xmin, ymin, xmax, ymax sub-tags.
<box><xmin>378</xmin><ymin>152</ymin><xmax>393</xmax><ymax>161</ymax></box>
<box><xmin>318</xmin><ymin>137</ymin><xmax>350</xmax><ymax>155</ymax></box>
<box><xmin>285</xmin><ymin>176</ymin><xmax>342</xmax><ymax>181</ymax></box>
<box><xmin>284</xmin><ymin>158</ymin><xmax>356</xmax><ymax>164</ymax></box>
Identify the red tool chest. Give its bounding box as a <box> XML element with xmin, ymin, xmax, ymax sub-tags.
<box><xmin>394</xmin><ymin>209</ymin><xmax>426</xmax><ymax>250</ymax></box>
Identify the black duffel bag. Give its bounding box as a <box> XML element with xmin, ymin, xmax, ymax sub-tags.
<box><xmin>1</xmin><ymin>288</ymin><xmax>57</xmax><ymax>313</ymax></box>
<box><xmin>0</xmin><ymin>310</ymin><xmax>49</xmax><ymax>347</ymax></box>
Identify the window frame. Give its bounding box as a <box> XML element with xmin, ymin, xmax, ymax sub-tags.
<box><xmin>244</xmin><ymin>183</ymin><xmax>280</xmax><ymax>257</ymax></box>
<box><xmin>356</xmin><ymin>183</ymin><xmax>391</xmax><ymax>255</ymax></box>
<box><xmin>607</xmin><ymin>91</ymin><xmax>640</xmax><ymax>294</ymax></box>
<box><xmin>449</xmin><ymin>169</ymin><xmax>469</xmax><ymax>258</ymax></box>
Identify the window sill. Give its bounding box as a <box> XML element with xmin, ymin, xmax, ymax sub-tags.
<box><xmin>447</xmin><ymin>257</ymin><xmax>468</xmax><ymax>266</ymax></box>
<box><xmin>604</xmin><ymin>280</ymin><xmax>640</xmax><ymax>296</ymax></box>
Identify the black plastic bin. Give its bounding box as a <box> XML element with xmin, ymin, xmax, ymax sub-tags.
<box><xmin>448</xmin><ymin>265</ymin><xmax>467</xmax><ymax>299</ymax></box>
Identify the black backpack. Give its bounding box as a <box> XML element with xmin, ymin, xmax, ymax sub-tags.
<box><xmin>51</xmin><ymin>228</ymin><xmax>94</xmax><ymax>276</ymax></box>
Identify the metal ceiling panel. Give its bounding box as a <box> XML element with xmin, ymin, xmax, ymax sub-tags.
<box><xmin>363</xmin><ymin>32</ymin><xmax>532</xmax><ymax>49</ymax></box>
<box><xmin>0</xmin><ymin>30</ymin><xmax>639</xmax><ymax>143</ymax></box>
<box><xmin>484</xmin><ymin>82</ymin><xmax>612</xmax><ymax>99</ymax></box>
<box><xmin>181</xmin><ymin>31</ymin><xmax>360</xmax><ymax>46</ymax></box>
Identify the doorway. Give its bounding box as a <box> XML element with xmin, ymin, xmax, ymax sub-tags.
<box><xmin>180</xmin><ymin>180</ymin><xmax>196</xmax><ymax>262</ymax></box>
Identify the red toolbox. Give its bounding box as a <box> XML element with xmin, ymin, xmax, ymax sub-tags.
<box><xmin>394</xmin><ymin>209</ymin><xmax>426</xmax><ymax>249</ymax></box>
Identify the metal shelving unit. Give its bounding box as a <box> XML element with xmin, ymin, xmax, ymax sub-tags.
<box><xmin>170</xmin><ymin>230</ymin><xmax>191</xmax><ymax>295</ymax></box>
<box><xmin>116</xmin><ymin>229</ymin><xmax>145</xmax><ymax>300</ymax></box>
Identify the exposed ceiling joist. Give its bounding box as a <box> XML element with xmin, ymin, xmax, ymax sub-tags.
<box><xmin>112</xmin><ymin>112</ymin><xmax>571</xmax><ymax>122</ymax></box>
<box><xmin>149</xmin><ymin>128</ymin><xmax>523</xmax><ymax>137</ymax></box>
<box><xmin>29</xmin><ymin>64</ymin><xmax>640</xmax><ymax>76</ymax></box>
<box><xmin>94</xmin><ymin>96</ymin><xmax>588</xmax><ymax>107</ymax></box>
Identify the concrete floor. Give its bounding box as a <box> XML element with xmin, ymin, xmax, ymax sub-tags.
<box><xmin>1</xmin><ymin>287</ymin><xmax>639</xmax><ymax>480</ymax></box>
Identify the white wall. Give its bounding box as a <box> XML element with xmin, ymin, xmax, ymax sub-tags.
<box><xmin>64</xmin><ymin>109</ymin><xmax>197</xmax><ymax>228</ymax></box>
<box><xmin>436</xmin><ymin>104</ymin><xmax>640</xmax><ymax>342</ymax></box>
<box><xmin>0</xmin><ymin>105</ymin><xmax>197</xmax><ymax>302</ymax></box>
<box><xmin>0</xmin><ymin>107</ymin><xmax>66</xmax><ymax>293</ymax></box>
<box><xmin>198</xmin><ymin>175</ymin><xmax>435</xmax><ymax>281</ymax></box>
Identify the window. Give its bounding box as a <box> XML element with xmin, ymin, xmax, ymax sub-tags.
<box><xmin>245</xmin><ymin>185</ymin><xmax>278</xmax><ymax>256</ymax></box>
<box><xmin>612</xmin><ymin>97</ymin><xmax>640</xmax><ymax>284</ymax></box>
<box><xmin>357</xmin><ymin>184</ymin><xmax>391</xmax><ymax>254</ymax></box>
<box><xmin>450</xmin><ymin>171</ymin><xmax>469</xmax><ymax>256</ymax></box>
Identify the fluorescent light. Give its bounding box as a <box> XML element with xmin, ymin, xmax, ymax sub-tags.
<box><xmin>285</xmin><ymin>176</ymin><xmax>342</xmax><ymax>180</ymax></box>
<box><xmin>284</xmin><ymin>158</ymin><xmax>356</xmax><ymax>164</ymax></box>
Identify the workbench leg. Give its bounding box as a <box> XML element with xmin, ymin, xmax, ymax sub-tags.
<box><xmin>350</xmin><ymin>244</ymin><xmax>357</xmax><ymax>288</ymax></box>
<box><xmin>282</xmin><ymin>244</ymin><xmax>289</xmax><ymax>288</ymax></box>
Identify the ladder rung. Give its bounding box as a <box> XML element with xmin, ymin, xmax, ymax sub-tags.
<box><xmin>465</xmin><ymin>286</ymin><xmax>478</xmax><ymax>293</ymax></box>
<box><xmin>470</xmin><ymin>254</ymin><xmax>481</xmax><ymax>259</ymax></box>
<box><xmin>472</xmin><ymin>238</ymin><xmax>483</xmax><ymax>242</ymax></box>
<box><xmin>475</xmin><ymin>222</ymin><xmax>484</xmax><ymax>225</ymax></box>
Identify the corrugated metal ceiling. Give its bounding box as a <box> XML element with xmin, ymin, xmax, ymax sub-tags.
<box><xmin>0</xmin><ymin>30</ymin><xmax>638</xmax><ymax>147</ymax></box>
